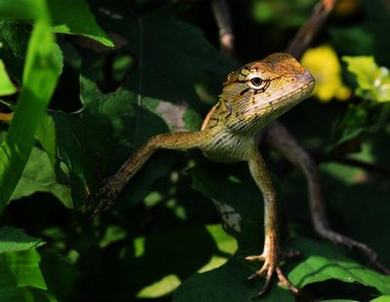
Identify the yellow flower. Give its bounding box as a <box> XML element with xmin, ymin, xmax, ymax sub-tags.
<box><xmin>301</xmin><ymin>45</ymin><xmax>351</xmax><ymax>102</ymax></box>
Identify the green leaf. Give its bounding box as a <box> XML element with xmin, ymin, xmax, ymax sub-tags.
<box><xmin>0</xmin><ymin>227</ymin><xmax>44</xmax><ymax>254</ymax></box>
<box><xmin>0</xmin><ymin>59</ymin><xmax>16</xmax><ymax>96</ymax></box>
<box><xmin>0</xmin><ymin>9</ymin><xmax>60</xmax><ymax>210</ymax></box>
<box><xmin>174</xmin><ymin>257</ymin><xmax>294</xmax><ymax>302</ymax></box>
<box><xmin>289</xmin><ymin>238</ymin><xmax>390</xmax><ymax>295</ymax></box>
<box><xmin>343</xmin><ymin>56</ymin><xmax>390</xmax><ymax>102</ymax></box>
<box><xmin>11</xmin><ymin>147</ymin><xmax>72</xmax><ymax>208</ymax></box>
<box><xmin>47</xmin><ymin>0</ymin><xmax>114</xmax><ymax>47</ymax></box>
<box><xmin>0</xmin><ymin>228</ymin><xmax>75</xmax><ymax>301</ymax></box>
<box><xmin>0</xmin><ymin>249</ymin><xmax>57</xmax><ymax>302</ymax></box>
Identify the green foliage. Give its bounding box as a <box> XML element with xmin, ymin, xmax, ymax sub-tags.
<box><xmin>343</xmin><ymin>56</ymin><xmax>390</xmax><ymax>103</ymax></box>
<box><xmin>330</xmin><ymin>56</ymin><xmax>390</xmax><ymax>151</ymax></box>
<box><xmin>0</xmin><ymin>59</ymin><xmax>16</xmax><ymax>96</ymax></box>
<box><xmin>0</xmin><ymin>1</ymin><xmax>389</xmax><ymax>302</ymax></box>
<box><xmin>47</xmin><ymin>0</ymin><xmax>114</xmax><ymax>47</ymax></box>
<box><xmin>11</xmin><ymin>148</ymin><xmax>72</xmax><ymax>208</ymax></box>
<box><xmin>0</xmin><ymin>227</ymin><xmax>75</xmax><ymax>302</ymax></box>
<box><xmin>0</xmin><ymin>1</ymin><xmax>59</xmax><ymax>209</ymax></box>
<box><xmin>0</xmin><ymin>227</ymin><xmax>44</xmax><ymax>253</ymax></box>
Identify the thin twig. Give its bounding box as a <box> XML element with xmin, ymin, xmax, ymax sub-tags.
<box><xmin>286</xmin><ymin>0</ymin><xmax>337</xmax><ymax>59</ymax></box>
<box><xmin>210</xmin><ymin>0</ymin><xmax>235</xmax><ymax>55</ymax></box>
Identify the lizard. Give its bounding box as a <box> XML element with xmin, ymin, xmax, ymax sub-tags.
<box><xmin>91</xmin><ymin>52</ymin><xmax>315</xmax><ymax>296</ymax></box>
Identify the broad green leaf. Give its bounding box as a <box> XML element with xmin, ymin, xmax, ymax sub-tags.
<box><xmin>0</xmin><ymin>228</ymin><xmax>75</xmax><ymax>301</ymax></box>
<box><xmin>47</xmin><ymin>0</ymin><xmax>114</xmax><ymax>47</ymax></box>
<box><xmin>343</xmin><ymin>56</ymin><xmax>390</xmax><ymax>102</ymax></box>
<box><xmin>0</xmin><ymin>59</ymin><xmax>16</xmax><ymax>96</ymax></box>
<box><xmin>174</xmin><ymin>257</ymin><xmax>294</xmax><ymax>302</ymax></box>
<box><xmin>0</xmin><ymin>227</ymin><xmax>44</xmax><ymax>254</ymax></box>
<box><xmin>0</xmin><ymin>14</ymin><xmax>60</xmax><ymax>211</ymax></box>
<box><xmin>289</xmin><ymin>238</ymin><xmax>390</xmax><ymax>295</ymax></box>
<box><xmin>0</xmin><ymin>249</ymin><xmax>57</xmax><ymax>302</ymax></box>
<box><xmin>11</xmin><ymin>147</ymin><xmax>72</xmax><ymax>208</ymax></box>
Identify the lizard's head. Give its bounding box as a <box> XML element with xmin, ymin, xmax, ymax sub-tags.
<box><xmin>221</xmin><ymin>53</ymin><xmax>315</xmax><ymax>133</ymax></box>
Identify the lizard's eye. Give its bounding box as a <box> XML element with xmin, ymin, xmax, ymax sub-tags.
<box><xmin>249</xmin><ymin>77</ymin><xmax>263</xmax><ymax>87</ymax></box>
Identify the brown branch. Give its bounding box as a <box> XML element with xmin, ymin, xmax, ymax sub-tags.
<box><xmin>286</xmin><ymin>0</ymin><xmax>338</xmax><ymax>59</ymax></box>
<box><xmin>210</xmin><ymin>0</ymin><xmax>235</xmax><ymax>55</ymax></box>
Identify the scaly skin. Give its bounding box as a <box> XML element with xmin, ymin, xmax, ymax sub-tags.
<box><xmin>91</xmin><ymin>53</ymin><xmax>315</xmax><ymax>296</ymax></box>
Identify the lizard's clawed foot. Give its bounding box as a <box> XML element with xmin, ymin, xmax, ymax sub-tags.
<box><xmin>88</xmin><ymin>176</ymin><xmax>122</xmax><ymax>219</ymax></box>
<box><xmin>245</xmin><ymin>236</ymin><xmax>299</xmax><ymax>297</ymax></box>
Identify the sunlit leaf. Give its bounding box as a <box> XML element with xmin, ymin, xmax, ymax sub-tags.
<box><xmin>0</xmin><ymin>249</ymin><xmax>58</xmax><ymax>302</ymax></box>
<box><xmin>0</xmin><ymin>227</ymin><xmax>44</xmax><ymax>254</ymax></box>
<box><xmin>0</xmin><ymin>59</ymin><xmax>16</xmax><ymax>96</ymax></box>
<box><xmin>343</xmin><ymin>56</ymin><xmax>390</xmax><ymax>102</ymax></box>
<box><xmin>47</xmin><ymin>0</ymin><xmax>114</xmax><ymax>47</ymax></box>
<box><xmin>289</xmin><ymin>238</ymin><xmax>390</xmax><ymax>294</ymax></box>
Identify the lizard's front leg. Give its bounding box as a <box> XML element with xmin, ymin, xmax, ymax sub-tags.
<box><xmin>245</xmin><ymin>146</ymin><xmax>299</xmax><ymax>296</ymax></box>
<box><xmin>90</xmin><ymin>131</ymin><xmax>207</xmax><ymax>217</ymax></box>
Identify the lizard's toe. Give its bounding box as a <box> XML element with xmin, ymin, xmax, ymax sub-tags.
<box><xmin>245</xmin><ymin>248</ymin><xmax>299</xmax><ymax>297</ymax></box>
<box><xmin>89</xmin><ymin>181</ymin><xmax>120</xmax><ymax>219</ymax></box>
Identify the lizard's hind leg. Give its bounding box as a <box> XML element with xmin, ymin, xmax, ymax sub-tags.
<box><xmin>264</xmin><ymin>121</ymin><xmax>390</xmax><ymax>274</ymax></box>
